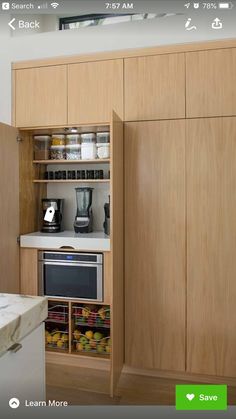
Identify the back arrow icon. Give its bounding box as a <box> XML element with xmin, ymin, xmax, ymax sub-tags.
<box><xmin>8</xmin><ymin>18</ymin><xmax>16</xmax><ymax>30</ymax></box>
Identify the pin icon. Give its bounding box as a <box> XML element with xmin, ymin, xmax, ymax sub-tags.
<box><xmin>9</xmin><ymin>398</ymin><xmax>20</xmax><ymax>408</ymax></box>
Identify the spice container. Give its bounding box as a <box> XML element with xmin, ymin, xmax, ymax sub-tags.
<box><xmin>50</xmin><ymin>145</ymin><xmax>66</xmax><ymax>160</ymax></box>
<box><xmin>66</xmin><ymin>134</ymin><xmax>80</xmax><ymax>145</ymax></box>
<box><xmin>52</xmin><ymin>135</ymin><xmax>66</xmax><ymax>146</ymax></box>
<box><xmin>34</xmin><ymin>136</ymin><xmax>51</xmax><ymax>160</ymax></box>
<box><xmin>96</xmin><ymin>132</ymin><xmax>110</xmax><ymax>159</ymax></box>
<box><xmin>65</xmin><ymin>144</ymin><xmax>81</xmax><ymax>160</ymax></box>
<box><xmin>81</xmin><ymin>133</ymin><xmax>96</xmax><ymax>160</ymax></box>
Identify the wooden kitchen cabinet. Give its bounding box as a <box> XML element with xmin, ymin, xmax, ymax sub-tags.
<box><xmin>125</xmin><ymin>120</ymin><xmax>186</xmax><ymax>372</ymax></box>
<box><xmin>0</xmin><ymin>123</ymin><xmax>19</xmax><ymax>293</ymax></box>
<box><xmin>124</xmin><ymin>53</ymin><xmax>185</xmax><ymax>121</ymax></box>
<box><xmin>15</xmin><ymin>66</ymin><xmax>67</xmax><ymax>127</ymax></box>
<box><xmin>186</xmin><ymin>48</ymin><xmax>236</xmax><ymax>117</ymax></box>
<box><xmin>20</xmin><ymin>248</ymin><xmax>38</xmax><ymax>296</ymax></box>
<box><xmin>0</xmin><ymin>324</ymin><xmax>45</xmax><ymax>403</ymax></box>
<box><xmin>187</xmin><ymin>117</ymin><xmax>236</xmax><ymax>377</ymax></box>
<box><xmin>68</xmin><ymin>60</ymin><xmax>123</xmax><ymax>125</ymax></box>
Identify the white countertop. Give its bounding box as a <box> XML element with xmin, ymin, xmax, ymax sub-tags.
<box><xmin>0</xmin><ymin>294</ymin><xmax>48</xmax><ymax>357</ymax></box>
<box><xmin>20</xmin><ymin>230</ymin><xmax>110</xmax><ymax>251</ymax></box>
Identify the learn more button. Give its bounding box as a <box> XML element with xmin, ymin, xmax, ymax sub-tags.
<box><xmin>176</xmin><ymin>385</ymin><xmax>227</xmax><ymax>410</ymax></box>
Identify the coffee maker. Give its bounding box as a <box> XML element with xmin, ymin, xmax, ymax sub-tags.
<box><xmin>41</xmin><ymin>199</ymin><xmax>64</xmax><ymax>233</ymax></box>
<box><xmin>74</xmin><ymin>187</ymin><xmax>93</xmax><ymax>233</ymax></box>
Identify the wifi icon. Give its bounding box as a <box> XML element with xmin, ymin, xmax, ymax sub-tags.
<box><xmin>51</xmin><ymin>2</ymin><xmax>59</xmax><ymax>8</ymax></box>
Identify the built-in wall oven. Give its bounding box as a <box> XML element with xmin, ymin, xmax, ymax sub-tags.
<box><xmin>38</xmin><ymin>251</ymin><xmax>103</xmax><ymax>302</ymax></box>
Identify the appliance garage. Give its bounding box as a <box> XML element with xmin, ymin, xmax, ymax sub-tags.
<box><xmin>16</xmin><ymin>112</ymin><xmax>123</xmax><ymax>397</ymax></box>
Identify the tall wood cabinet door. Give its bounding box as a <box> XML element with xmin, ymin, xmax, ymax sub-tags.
<box><xmin>68</xmin><ymin>60</ymin><xmax>123</xmax><ymax>125</ymax></box>
<box><xmin>124</xmin><ymin>54</ymin><xmax>185</xmax><ymax>121</ymax></box>
<box><xmin>110</xmin><ymin>111</ymin><xmax>124</xmax><ymax>396</ymax></box>
<box><xmin>186</xmin><ymin>49</ymin><xmax>236</xmax><ymax>118</ymax></box>
<box><xmin>125</xmin><ymin>120</ymin><xmax>186</xmax><ymax>372</ymax></box>
<box><xmin>15</xmin><ymin>66</ymin><xmax>67</xmax><ymax>127</ymax></box>
<box><xmin>0</xmin><ymin>123</ymin><xmax>19</xmax><ymax>293</ymax></box>
<box><xmin>187</xmin><ymin>118</ymin><xmax>236</xmax><ymax>377</ymax></box>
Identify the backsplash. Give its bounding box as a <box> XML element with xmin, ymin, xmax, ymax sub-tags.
<box><xmin>47</xmin><ymin>163</ymin><xmax>110</xmax><ymax>232</ymax></box>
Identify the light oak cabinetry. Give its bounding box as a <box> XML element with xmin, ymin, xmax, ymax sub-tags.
<box><xmin>186</xmin><ymin>117</ymin><xmax>236</xmax><ymax>377</ymax></box>
<box><xmin>15</xmin><ymin>66</ymin><xmax>67</xmax><ymax>127</ymax></box>
<box><xmin>125</xmin><ymin>120</ymin><xmax>186</xmax><ymax>372</ymax></box>
<box><xmin>124</xmin><ymin>54</ymin><xmax>185</xmax><ymax>121</ymax></box>
<box><xmin>68</xmin><ymin>60</ymin><xmax>123</xmax><ymax>124</ymax></box>
<box><xmin>186</xmin><ymin>48</ymin><xmax>236</xmax><ymax>118</ymax></box>
<box><xmin>0</xmin><ymin>123</ymin><xmax>19</xmax><ymax>293</ymax></box>
<box><xmin>20</xmin><ymin>248</ymin><xmax>38</xmax><ymax>296</ymax></box>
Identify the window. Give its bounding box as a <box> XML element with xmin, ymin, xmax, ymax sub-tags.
<box><xmin>59</xmin><ymin>13</ymin><xmax>158</xmax><ymax>30</ymax></box>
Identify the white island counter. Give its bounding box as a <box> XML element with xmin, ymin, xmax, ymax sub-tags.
<box><xmin>0</xmin><ymin>294</ymin><xmax>48</xmax><ymax>407</ymax></box>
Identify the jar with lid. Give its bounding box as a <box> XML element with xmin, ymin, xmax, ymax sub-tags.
<box><xmin>51</xmin><ymin>134</ymin><xmax>66</xmax><ymax>146</ymax></box>
<box><xmin>81</xmin><ymin>133</ymin><xmax>96</xmax><ymax>160</ymax></box>
<box><xmin>66</xmin><ymin>144</ymin><xmax>81</xmax><ymax>160</ymax></box>
<box><xmin>96</xmin><ymin>132</ymin><xmax>110</xmax><ymax>159</ymax></box>
<box><xmin>50</xmin><ymin>145</ymin><xmax>66</xmax><ymax>160</ymax></box>
<box><xmin>66</xmin><ymin>134</ymin><xmax>80</xmax><ymax>145</ymax></box>
<box><xmin>34</xmin><ymin>136</ymin><xmax>51</xmax><ymax>160</ymax></box>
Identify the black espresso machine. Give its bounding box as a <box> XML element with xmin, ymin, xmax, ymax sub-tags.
<box><xmin>41</xmin><ymin>199</ymin><xmax>64</xmax><ymax>233</ymax></box>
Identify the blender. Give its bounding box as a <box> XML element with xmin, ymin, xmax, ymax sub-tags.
<box><xmin>74</xmin><ymin>187</ymin><xmax>93</xmax><ymax>233</ymax></box>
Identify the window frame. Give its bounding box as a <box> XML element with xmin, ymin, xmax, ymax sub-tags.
<box><xmin>59</xmin><ymin>13</ymin><xmax>136</xmax><ymax>30</ymax></box>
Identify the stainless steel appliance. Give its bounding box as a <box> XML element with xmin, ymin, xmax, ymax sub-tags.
<box><xmin>74</xmin><ymin>187</ymin><xmax>93</xmax><ymax>233</ymax></box>
<box><xmin>41</xmin><ymin>198</ymin><xmax>64</xmax><ymax>233</ymax></box>
<box><xmin>38</xmin><ymin>251</ymin><xmax>103</xmax><ymax>301</ymax></box>
<box><xmin>103</xmin><ymin>195</ymin><xmax>110</xmax><ymax>236</ymax></box>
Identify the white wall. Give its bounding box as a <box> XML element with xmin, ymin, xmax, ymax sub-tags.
<box><xmin>1</xmin><ymin>13</ymin><xmax>236</xmax><ymax>124</ymax></box>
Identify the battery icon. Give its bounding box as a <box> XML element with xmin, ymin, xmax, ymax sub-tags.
<box><xmin>218</xmin><ymin>2</ymin><xmax>232</xmax><ymax>8</ymax></box>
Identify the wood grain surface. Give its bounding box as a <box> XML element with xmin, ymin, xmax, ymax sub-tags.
<box><xmin>124</xmin><ymin>54</ymin><xmax>185</xmax><ymax>121</ymax></box>
<box><xmin>187</xmin><ymin>117</ymin><xmax>236</xmax><ymax>376</ymax></box>
<box><xmin>186</xmin><ymin>48</ymin><xmax>236</xmax><ymax>118</ymax></box>
<box><xmin>125</xmin><ymin>120</ymin><xmax>186</xmax><ymax>372</ymax></box>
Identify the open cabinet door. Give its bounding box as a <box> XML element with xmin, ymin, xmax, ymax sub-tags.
<box><xmin>110</xmin><ymin>111</ymin><xmax>124</xmax><ymax>396</ymax></box>
<box><xmin>0</xmin><ymin>123</ymin><xmax>20</xmax><ymax>293</ymax></box>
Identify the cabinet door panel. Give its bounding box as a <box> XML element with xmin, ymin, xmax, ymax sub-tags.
<box><xmin>0</xmin><ymin>123</ymin><xmax>19</xmax><ymax>293</ymax></box>
<box><xmin>186</xmin><ymin>49</ymin><xmax>236</xmax><ymax>117</ymax></box>
<box><xmin>124</xmin><ymin>54</ymin><xmax>185</xmax><ymax>121</ymax></box>
<box><xmin>68</xmin><ymin>60</ymin><xmax>123</xmax><ymax>124</ymax></box>
<box><xmin>125</xmin><ymin>120</ymin><xmax>186</xmax><ymax>372</ymax></box>
<box><xmin>187</xmin><ymin>118</ymin><xmax>236</xmax><ymax>377</ymax></box>
<box><xmin>15</xmin><ymin>66</ymin><xmax>67</xmax><ymax>127</ymax></box>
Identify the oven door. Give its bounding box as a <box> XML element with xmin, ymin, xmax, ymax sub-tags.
<box><xmin>39</xmin><ymin>261</ymin><xmax>103</xmax><ymax>301</ymax></box>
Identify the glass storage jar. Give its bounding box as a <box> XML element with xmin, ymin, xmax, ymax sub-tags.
<box><xmin>34</xmin><ymin>136</ymin><xmax>51</xmax><ymax>160</ymax></box>
<box><xmin>66</xmin><ymin>134</ymin><xmax>80</xmax><ymax>145</ymax></box>
<box><xmin>81</xmin><ymin>133</ymin><xmax>96</xmax><ymax>160</ymax></box>
<box><xmin>96</xmin><ymin>132</ymin><xmax>110</xmax><ymax>159</ymax></box>
<box><xmin>50</xmin><ymin>145</ymin><xmax>66</xmax><ymax>160</ymax></box>
<box><xmin>52</xmin><ymin>134</ymin><xmax>66</xmax><ymax>146</ymax></box>
<box><xmin>65</xmin><ymin>144</ymin><xmax>81</xmax><ymax>160</ymax></box>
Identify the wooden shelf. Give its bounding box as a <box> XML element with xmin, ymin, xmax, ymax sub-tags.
<box><xmin>71</xmin><ymin>351</ymin><xmax>110</xmax><ymax>360</ymax></box>
<box><xmin>33</xmin><ymin>159</ymin><xmax>110</xmax><ymax>164</ymax></box>
<box><xmin>33</xmin><ymin>179</ymin><xmax>110</xmax><ymax>184</ymax></box>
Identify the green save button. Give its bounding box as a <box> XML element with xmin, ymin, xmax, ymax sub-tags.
<box><xmin>176</xmin><ymin>385</ymin><xmax>227</xmax><ymax>410</ymax></box>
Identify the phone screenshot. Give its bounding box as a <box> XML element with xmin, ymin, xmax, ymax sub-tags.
<box><xmin>0</xmin><ymin>1</ymin><xmax>236</xmax><ymax>418</ymax></box>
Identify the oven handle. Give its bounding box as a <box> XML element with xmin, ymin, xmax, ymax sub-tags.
<box><xmin>41</xmin><ymin>261</ymin><xmax>102</xmax><ymax>268</ymax></box>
